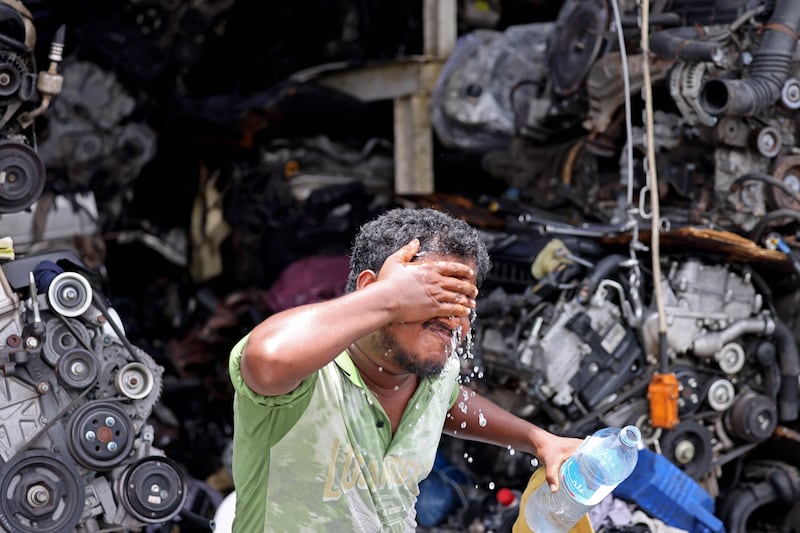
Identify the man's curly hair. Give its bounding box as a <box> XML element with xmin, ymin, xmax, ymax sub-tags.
<box><xmin>345</xmin><ymin>207</ymin><xmax>491</xmax><ymax>293</ymax></box>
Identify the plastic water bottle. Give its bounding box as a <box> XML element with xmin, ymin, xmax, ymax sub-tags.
<box><xmin>524</xmin><ymin>425</ymin><xmax>641</xmax><ymax>533</ymax></box>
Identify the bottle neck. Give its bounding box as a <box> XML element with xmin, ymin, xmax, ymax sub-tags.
<box><xmin>618</xmin><ymin>425</ymin><xmax>641</xmax><ymax>448</ymax></box>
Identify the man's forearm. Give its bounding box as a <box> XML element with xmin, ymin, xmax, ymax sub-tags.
<box><xmin>443</xmin><ymin>387</ymin><xmax>548</xmax><ymax>456</ymax></box>
<box><xmin>241</xmin><ymin>284</ymin><xmax>395</xmax><ymax>395</ymax></box>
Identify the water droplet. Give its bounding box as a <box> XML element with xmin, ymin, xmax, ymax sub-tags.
<box><xmin>531</xmin><ymin>458</ymin><xmax>539</xmax><ymax>468</ymax></box>
<box><xmin>467</xmin><ymin>456</ymin><xmax>474</xmax><ymax>463</ymax></box>
<box><xmin>460</xmin><ymin>421</ymin><xmax>467</xmax><ymax>429</ymax></box>
<box><xmin>393</xmin><ymin>385</ymin><xmax>399</xmax><ymax>391</ymax></box>
<box><xmin>478</xmin><ymin>413</ymin><xmax>487</xmax><ymax>427</ymax></box>
<box><xmin>458</xmin><ymin>402</ymin><xmax>467</xmax><ymax>414</ymax></box>
<box><xmin>415</xmin><ymin>403</ymin><xmax>421</xmax><ymax>410</ymax></box>
<box><xmin>509</xmin><ymin>448</ymin><xmax>516</xmax><ymax>456</ymax></box>
<box><xmin>488</xmin><ymin>481</ymin><xmax>496</xmax><ymax>490</ymax></box>
<box><xmin>378</xmin><ymin>366</ymin><xmax>383</xmax><ymax>372</ymax></box>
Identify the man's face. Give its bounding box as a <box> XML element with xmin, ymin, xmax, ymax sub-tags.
<box><xmin>371</xmin><ymin>254</ymin><xmax>477</xmax><ymax>378</ymax></box>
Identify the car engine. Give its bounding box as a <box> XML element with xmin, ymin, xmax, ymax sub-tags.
<box><xmin>0</xmin><ymin>253</ymin><xmax>186</xmax><ymax>532</ymax></box>
<box><xmin>433</xmin><ymin>0</ymin><xmax>800</xmax><ymax>238</ymax></box>
<box><xmin>0</xmin><ymin>2</ymin><xmax>186</xmax><ymax>530</ymax></box>
<box><xmin>428</xmin><ymin>0</ymin><xmax>800</xmax><ymax>531</ymax></box>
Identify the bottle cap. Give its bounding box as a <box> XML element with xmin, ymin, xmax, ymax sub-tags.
<box><xmin>496</xmin><ymin>487</ymin><xmax>516</xmax><ymax>507</ymax></box>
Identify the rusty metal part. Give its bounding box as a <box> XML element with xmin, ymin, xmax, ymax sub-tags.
<box><xmin>604</xmin><ymin>226</ymin><xmax>793</xmax><ymax>271</ymax></box>
<box><xmin>769</xmin><ymin>155</ymin><xmax>800</xmax><ymax>210</ymax></box>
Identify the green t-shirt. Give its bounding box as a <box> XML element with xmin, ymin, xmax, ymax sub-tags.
<box><xmin>228</xmin><ymin>335</ymin><xmax>461</xmax><ymax>532</ymax></box>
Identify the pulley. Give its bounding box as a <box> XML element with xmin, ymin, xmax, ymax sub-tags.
<box><xmin>0</xmin><ymin>450</ymin><xmax>84</xmax><ymax>533</ymax></box>
<box><xmin>57</xmin><ymin>348</ymin><xmax>98</xmax><ymax>389</ymax></box>
<box><xmin>0</xmin><ymin>141</ymin><xmax>46</xmax><ymax>213</ymax></box>
<box><xmin>46</xmin><ymin>271</ymin><xmax>93</xmax><ymax>317</ymax></box>
<box><xmin>118</xmin><ymin>456</ymin><xmax>187</xmax><ymax>523</ymax></box>
<box><xmin>67</xmin><ymin>401</ymin><xmax>134</xmax><ymax>470</ymax></box>
<box><xmin>115</xmin><ymin>362</ymin><xmax>155</xmax><ymax>399</ymax></box>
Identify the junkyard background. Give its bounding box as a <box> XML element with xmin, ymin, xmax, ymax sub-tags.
<box><xmin>2</xmin><ymin>0</ymin><xmax>800</xmax><ymax>532</ymax></box>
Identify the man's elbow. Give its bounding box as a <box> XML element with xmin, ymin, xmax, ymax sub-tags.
<box><xmin>241</xmin><ymin>340</ymin><xmax>299</xmax><ymax>396</ymax></box>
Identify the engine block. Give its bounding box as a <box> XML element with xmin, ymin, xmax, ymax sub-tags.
<box><xmin>0</xmin><ymin>253</ymin><xmax>185</xmax><ymax>532</ymax></box>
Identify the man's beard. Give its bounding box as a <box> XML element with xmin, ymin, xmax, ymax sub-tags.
<box><xmin>374</xmin><ymin>328</ymin><xmax>454</xmax><ymax>378</ymax></box>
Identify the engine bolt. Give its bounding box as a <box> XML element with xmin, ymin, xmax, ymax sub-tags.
<box><xmin>105</xmin><ymin>417</ymin><xmax>116</xmax><ymax>427</ymax></box>
<box><xmin>785</xmin><ymin>174</ymin><xmax>800</xmax><ymax>194</ymax></box>
<box><xmin>151</xmin><ymin>484</ymin><xmax>160</xmax><ymax>493</ymax></box>
<box><xmin>674</xmin><ymin>440</ymin><xmax>696</xmax><ymax>464</ymax></box>
<box><xmin>107</xmin><ymin>441</ymin><xmax>118</xmax><ymax>452</ymax></box>
<box><xmin>62</xmin><ymin>287</ymin><xmax>78</xmax><ymax>301</ymax></box>
<box><xmin>70</xmin><ymin>361</ymin><xmax>86</xmax><ymax>375</ymax></box>
<box><xmin>85</xmin><ymin>431</ymin><xmax>96</xmax><ymax>441</ymax></box>
<box><xmin>27</xmin><ymin>485</ymin><xmax>50</xmax><ymax>506</ymax></box>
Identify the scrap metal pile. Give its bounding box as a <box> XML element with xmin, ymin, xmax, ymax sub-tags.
<box><xmin>427</xmin><ymin>0</ymin><xmax>800</xmax><ymax>531</ymax></box>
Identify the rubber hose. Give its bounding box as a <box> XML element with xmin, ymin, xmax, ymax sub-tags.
<box><xmin>577</xmin><ymin>253</ymin><xmax>628</xmax><ymax>303</ymax></box>
<box><xmin>650</xmin><ymin>26</ymin><xmax>724</xmax><ymax>62</ymax></box>
<box><xmin>721</xmin><ymin>463</ymin><xmax>800</xmax><ymax>533</ymax></box>
<box><xmin>773</xmin><ymin>320</ymin><xmax>799</xmax><ymax>421</ymax></box>
<box><xmin>700</xmin><ymin>0</ymin><xmax>800</xmax><ymax>116</ymax></box>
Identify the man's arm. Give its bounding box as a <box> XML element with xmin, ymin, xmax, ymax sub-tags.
<box><xmin>241</xmin><ymin>239</ymin><xmax>478</xmax><ymax>396</ymax></box>
<box><xmin>444</xmin><ymin>386</ymin><xmax>583</xmax><ymax>491</ymax></box>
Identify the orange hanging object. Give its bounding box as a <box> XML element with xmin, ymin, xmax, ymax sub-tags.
<box><xmin>648</xmin><ymin>373</ymin><xmax>680</xmax><ymax>429</ymax></box>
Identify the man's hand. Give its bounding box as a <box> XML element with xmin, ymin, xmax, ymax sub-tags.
<box><xmin>376</xmin><ymin>239</ymin><xmax>478</xmax><ymax>323</ymax></box>
<box><xmin>536</xmin><ymin>434</ymin><xmax>584</xmax><ymax>492</ymax></box>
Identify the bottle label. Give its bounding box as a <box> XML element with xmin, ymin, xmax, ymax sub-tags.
<box><xmin>561</xmin><ymin>458</ymin><xmax>614</xmax><ymax>506</ymax></box>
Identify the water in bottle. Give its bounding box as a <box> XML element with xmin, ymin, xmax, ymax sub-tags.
<box><xmin>524</xmin><ymin>425</ymin><xmax>641</xmax><ymax>533</ymax></box>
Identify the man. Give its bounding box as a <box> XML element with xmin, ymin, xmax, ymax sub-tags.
<box><xmin>229</xmin><ymin>207</ymin><xmax>582</xmax><ymax>532</ymax></box>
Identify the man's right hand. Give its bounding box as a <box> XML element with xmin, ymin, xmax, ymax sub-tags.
<box><xmin>376</xmin><ymin>239</ymin><xmax>478</xmax><ymax>324</ymax></box>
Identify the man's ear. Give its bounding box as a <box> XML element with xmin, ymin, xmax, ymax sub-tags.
<box><xmin>355</xmin><ymin>269</ymin><xmax>377</xmax><ymax>290</ymax></box>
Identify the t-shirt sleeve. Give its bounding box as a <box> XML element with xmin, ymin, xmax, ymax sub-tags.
<box><xmin>228</xmin><ymin>333</ymin><xmax>317</xmax><ymax>408</ymax></box>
